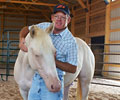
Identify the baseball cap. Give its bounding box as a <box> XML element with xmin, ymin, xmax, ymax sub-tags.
<box><xmin>53</xmin><ymin>4</ymin><xmax>70</xmax><ymax>16</ymax></box>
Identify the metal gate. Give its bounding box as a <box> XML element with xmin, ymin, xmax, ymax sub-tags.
<box><xmin>0</xmin><ymin>30</ymin><xmax>19</xmax><ymax>81</ymax></box>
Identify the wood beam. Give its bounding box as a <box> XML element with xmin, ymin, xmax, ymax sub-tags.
<box><xmin>0</xmin><ymin>6</ymin><xmax>49</xmax><ymax>12</ymax></box>
<box><xmin>77</xmin><ymin>0</ymin><xmax>88</xmax><ymax>12</ymax></box>
<box><xmin>0</xmin><ymin>14</ymin><xmax>4</xmax><ymax>41</ymax></box>
<box><xmin>57</xmin><ymin>0</ymin><xmax>69</xmax><ymax>5</ymax></box>
<box><xmin>0</xmin><ymin>0</ymin><xmax>56</xmax><ymax>6</ymax></box>
<box><xmin>0</xmin><ymin>11</ymin><xmax>47</xmax><ymax>17</ymax></box>
<box><xmin>103</xmin><ymin>1</ymin><xmax>111</xmax><ymax>76</ymax></box>
<box><xmin>86</xmin><ymin>0</ymin><xmax>90</xmax><ymax>36</ymax></box>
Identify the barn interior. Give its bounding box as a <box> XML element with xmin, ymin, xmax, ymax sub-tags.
<box><xmin>0</xmin><ymin>0</ymin><xmax>120</xmax><ymax>80</ymax></box>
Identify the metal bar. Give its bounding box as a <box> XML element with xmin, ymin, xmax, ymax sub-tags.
<box><xmin>0</xmin><ymin>67</ymin><xmax>14</xmax><ymax>69</ymax></box>
<box><xmin>94</xmin><ymin>53</ymin><xmax>120</xmax><ymax>55</ymax></box>
<box><xmin>91</xmin><ymin>82</ymin><xmax>120</xmax><ymax>87</ymax></box>
<box><xmin>94</xmin><ymin>76</ymin><xmax>120</xmax><ymax>81</ymax></box>
<box><xmin>0</xmin><ymin>40</ymin><xmax>19</xmax><ymax>42</ymax></box>
<box><xmin>95</xmin><ymin>70</ymin><xmax>120</xmax><ymax>73</ymax></box>
<box><xmin>96</xmin><ymin>62</ymin><xmax>120</xmax><ymax>65</ymax></box>
<box><xmin>0</xmin><ymin>48</ymin><xmax>19</xmax><ymax>50</ymax></box>
<box><xmin>3</xmin><ymin>30</ymin><xmax>20</xmax><ymax>32</ymax></box>
<box><xmin>6</xmin><ymin>37</ymin><xmax>10</xmax><ymax>81</ymax></box>
<box><xmin>0</xmin><ymin>54</ymin><xmax>18</xmax><ymax>56</ymax></box>
<box><xmin>89</xmin><ymin>44</ymin><xmax>120</xmax><ymax>46</ymax></box>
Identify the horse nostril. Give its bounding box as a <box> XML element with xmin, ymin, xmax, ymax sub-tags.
<box><xmin>51</xmin><ymin>85</ymin><xmax>54</xmax><ymax>89</ymax></box>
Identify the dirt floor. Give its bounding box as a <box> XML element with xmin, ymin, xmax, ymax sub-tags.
<box><xmin>0</xmin><ymin>76</ymin><xmax>120</xmax><ymax>100</ymax></box>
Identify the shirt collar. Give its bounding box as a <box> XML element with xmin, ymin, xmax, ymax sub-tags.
<box><xmin>50</xmin><ymin>27</ymin><xmax>69</xmax><ymax>39</ymax></box>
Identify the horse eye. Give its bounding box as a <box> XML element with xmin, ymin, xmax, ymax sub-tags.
<box><xmin>35</xmin><ymin>54</ymin><xmax>39</xmax><ymax>57</ymax></box>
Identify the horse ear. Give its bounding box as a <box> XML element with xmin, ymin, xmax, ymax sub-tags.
<box><xmin>30</xmin><ymin>25</ymin><xmax>36</xmax><ymax>38</ymax></box>
<box><xmin>45</xmin><ymin>22</ymin><xmax>54</xmax><ymax>34</ymax></box>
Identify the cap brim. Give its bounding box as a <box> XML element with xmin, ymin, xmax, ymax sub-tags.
<box><xmin>54</xmin><ymin>9</ymin><xmax>69</xmax><ymax>15</ymax></box>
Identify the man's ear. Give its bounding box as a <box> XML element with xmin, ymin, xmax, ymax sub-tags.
<box><xmin>51</xmin><ymin>14</ymin><xmax>54</xmax><ymax>22</ymax></box>
<box><xmin>67</xmin><ymin>16</ymin><xmax>71</xmax><ymax>24</ymax></box>
<box><xmin>45</xmin><ymin>22</ymin><xmax>54</xmax><ymax>34</ymax></box>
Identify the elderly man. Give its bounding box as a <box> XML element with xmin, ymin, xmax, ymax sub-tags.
<box><xmin>19</xmin><ymin>4</ymin><xmax>78</xmax><ymax>100</ymax></box>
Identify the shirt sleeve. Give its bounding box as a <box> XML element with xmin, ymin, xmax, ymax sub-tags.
<box><xmin>28</xmin><ymin>22</ymin><xmax>51</xmax><ymax>30</ymax></box>
<box><xmin>66</xmin><ymin>41</ymin><xmax>78</xmax><ymax>66</ymax></box>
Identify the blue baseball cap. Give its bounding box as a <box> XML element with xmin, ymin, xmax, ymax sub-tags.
<box><xmin>53</xmin><ymin>4</ymin><xmax>70</xmax><ymax>16</ymax></box>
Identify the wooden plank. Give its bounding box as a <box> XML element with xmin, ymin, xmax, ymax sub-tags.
<box><xmin>111</xmin><ymin>0</ymin><xmax>120</xmax><ymax>6</ymax></box>
<box><xmin>0</xmin><ymin>6</ymin><xmax>49</xmax><ymax>12</ymax></box>
<box><xmin>3</xmin><ymin>25</ymin><xmax>23</xmax><ymax>28</ymax></box>
<box><xmin>5</xmin><ymin>19</ymin><xmax>24</xmax><ymax>23</ymax></box>
<box><xmin>24</xmin><ymin>16</ymin><xmax>27</xmax><ymax>26</ymax></box>
<box><xmin>86</xmin><ymin>0</ymin><xmax>90</xmax><ymax>36</ymax></box>
<box><xmin>111</xmin><ymin>16</ymin><xmax>120</xmax><ymax>21</ymax></box>
<box><xmin>89</xmin><ymin>31</ymin><xmax>105</xmax><ymax>37</ymax></box>
<box><xmin>77</xmin><ymin>0</ymin><xmax>87</xmax><ymax>9</ymax></box>
<box><xmin>111</xmin><ymin>3</ymin><xmax>120</xmax><ymax>10</ymax></box>
<box><xmin>0</xmin><ymin>14</ymin><xmax>4</xmax><ymax>57</ymax></box>
<box><xmin>90</xmin><ymin>6</ymin><xmax>105</xmax><ymax>14</ymax></box>
<box><xmin>74</xmin><ymin>7</ymin><xmax>84</xmax><ymax>12</ymax></box>
<box><xmin>109</xmin><ymin>40</ymin><xmax>120</xmax><ymax>44</ymax></box>
<box><xmin>75</xmin><ymin>15</ymin><xmax>86</xmax><ymax>20</ymax></box>
<box><xmin>0</xmin><ymin>14</ymin><xmax>4</xmax><ymax>41</ymax></box>
<box><xmin>110</xmin><ymin>28</ymin><xmax>120</xmax><ymax>32</ymax></box>
<box><xmin>57</xmin><ymin>0</ymin><xmax>69</xmax><ymax>5</ymax></box>
<box><xmin>107</xmin><ymin>64</ymin><xmax>120</xmax><ymax>68</ymax></box>
<box><xmin>90</xmin><ymin>0</ymin><xmax>102</xmax><ymax>6</ymax></box>
<box><xmin>89</xmin><ymin>20</ymin><xmax>105</xmax><ymax>26</ymax></box>
<box><xmin>0</xmin><ymin>12</ymin><xmax>46</xmax><ymax>17</ymax></box>
<box><xmin>90</xmin><ymin>9</ymin><xmax>105</xmax><ymax>17</ymax></box>
<box><xmin>0</xmin><ymin>0</ymin><xmax>56</xmax><ymax>6</ymax></box>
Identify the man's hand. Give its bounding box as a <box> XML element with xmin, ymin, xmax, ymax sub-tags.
<box><xmin>19</xmin><ymin>38</ymin><xmax>28</xmax><ymax>52</ymax></box>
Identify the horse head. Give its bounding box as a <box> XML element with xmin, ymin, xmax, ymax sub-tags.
<box><xmin>27</xmin><ymin>23</ymin><xmax>61</xmax><ymax>92</ymax></box>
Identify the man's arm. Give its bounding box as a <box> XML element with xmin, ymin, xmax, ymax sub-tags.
<box><xmin>19</xmin><ymin>26</ymin><xmax>29</xmax><ymax>52</ymax></box>
<box><xmin>55</xmin><ymin>60</ymin><xmax>77</xmax><ymax>73</ymax></box>
<box><xmin>55</xmin><ymin>39</ymin><xmax>78</xmax><ymax>73</ymax></box>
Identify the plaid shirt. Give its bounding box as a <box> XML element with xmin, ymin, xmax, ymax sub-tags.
<box><xmin>29</xmin><ymin>22</ymin><xmax>78</xmax><ymax>75</ymax></box>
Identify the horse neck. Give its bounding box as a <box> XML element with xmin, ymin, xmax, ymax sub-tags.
<box><xmin>19</xmin><ymin>50</ymin><xmax>35</xmax><ymax>78</ymax></box>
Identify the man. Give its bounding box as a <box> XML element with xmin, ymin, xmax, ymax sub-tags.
<box><xmin>19</xmin><ymin>4</ymin><xmax>78</xmax><ymax>100</ymax></box>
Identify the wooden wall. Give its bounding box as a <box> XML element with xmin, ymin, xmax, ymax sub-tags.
<box><xmin>0</xmin><ymin>0</ymin><xmax>107</xmax><ymax>42</ymax></box>
<box><xmin>0</xmin><ymin>12</ymin><xmax>49</xmax><ymax>41</ymax></box>
<box><xmin>103</xmin><ymin>0</ymin><xmax>120</xmax><ymax>78</ymax></box>
<box><xmin>72</xmin><ymin>0</ymin><xmax>106</xmax><ymax>42</ymax></box>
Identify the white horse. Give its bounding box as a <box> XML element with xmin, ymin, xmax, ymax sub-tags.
<box><xmin>14</xmin><ymin>23</ymin><xmax>95</xmax><ymax>100</ymax></box>
<box><xmin>64</xmin><ymin>38</ymin><xmax>95</xmax><ymax>100</ymax></box>
<box><xmin>14</xmin><ymin>23</ymin><xmax>61</xmax><ymax>100</ymax></box>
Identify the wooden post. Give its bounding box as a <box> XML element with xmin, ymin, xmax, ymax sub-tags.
<box><xmin>0</xmin><ymin>14</ymin><xmax>4</xmax><ymax>41</ymax></box>
<box><xmin>85</xmin><ymin>0</ymin><xmax>91</xmax><ymax>44</ymax></box>
<box><xmin>0</xmin><ymin>13</ymin><xmax>4</xmax><ymax>60</ymax></box>
<box><xmin>103</xmin><ymin>0</ymin><xmax>111</xmax><ymax>76</ymax></box>
<box><xmin>71</xmin><ymin>6</ymin><xmax>75</xmax><ymax>36</ymax></box>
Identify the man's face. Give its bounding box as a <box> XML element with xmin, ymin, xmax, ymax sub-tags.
<box><xmin>51</xmin><ymin>12</ymin><xmax>71</xmax><ymax>30</ymax></box>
